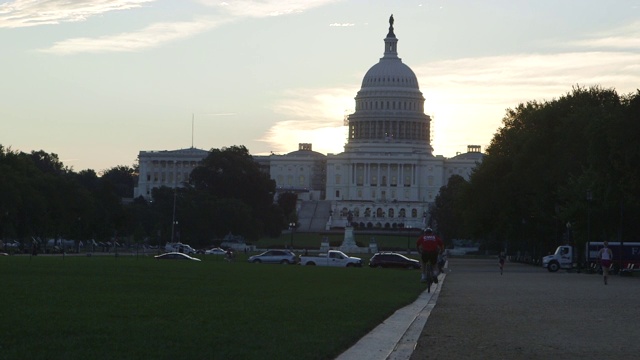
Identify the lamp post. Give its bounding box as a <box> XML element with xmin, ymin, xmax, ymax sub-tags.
<box><xmin>170</xmin><ymin>189</ymin><xmax>177</xmax><ymax>243</ymax></box>
<box><xmin>289</xmin><ymin>222</ymin><xmax>296</xmax><ymax>249</ymax></box>
<box><xmin>565</xmin><ymin>221</ymin><xmax>572</xmax><ymax>267</ymax></box>
<box><xmin>586</xmin><ymin>191</ymin><xmax>592</xmax><ymax>245</ymax></box>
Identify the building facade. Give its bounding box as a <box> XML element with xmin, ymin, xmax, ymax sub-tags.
<box><xmin>133</xmin><ymin>147</ymin><xmax>209</xmax><ymax>199</ymax></box>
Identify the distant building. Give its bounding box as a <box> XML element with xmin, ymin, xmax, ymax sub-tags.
<box><xmin>133</xmin><ymin>147</ymin><xmax>209</xmax><ymax>199</ymax></box>
<box><xmin>267</xmin><ymin>143</ymin><xmax>326</xmax><ymax>201</ymax></box>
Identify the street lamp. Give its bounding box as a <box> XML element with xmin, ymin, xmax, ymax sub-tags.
<box><xmin>289</xmin><ymin>222</ymin><xmax>296</xmax><ymax>249</ymax></box>
<box><xmin>586</xmin><ymin>190</ymin><xmax>592</xmax><ymax>245</ymax></box>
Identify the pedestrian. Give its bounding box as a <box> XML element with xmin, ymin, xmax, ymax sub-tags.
<box><xmin>498</xmin><ymin>252</ymin><xmax>506</xmax><ymax>275</ymax></box>
<box><xmin>598</xmin><ymin>241</ymin><xmax>613</xmax><ymax>285</ymax></box>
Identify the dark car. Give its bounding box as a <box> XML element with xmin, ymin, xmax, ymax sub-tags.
<box><xmin>369</xmin><ymin>252</ymin><xmax>420</xmax><ymax>269</ymax></box>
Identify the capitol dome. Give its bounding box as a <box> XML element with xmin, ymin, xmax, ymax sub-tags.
<box><xmin>361</xmin><ymin>60</ymin><xmax>420</xmax><ymax>90</ymax></box>
<box><xmin>345</xmin><ymin>15</ymin><xmax>432</xmax><ymax>155</ymax></box>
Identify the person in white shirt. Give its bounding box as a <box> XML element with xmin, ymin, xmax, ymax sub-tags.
<box><xmin>598</xmin><ymin>241</ymin><xmax>613</xmax><ymax>285</ymax></box>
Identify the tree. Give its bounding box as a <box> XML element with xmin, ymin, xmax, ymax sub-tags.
<box><xmin>101</xmin><ymin>165</ymin><xmax>137</xmax><ymax>198</ymax></box>
<box><xmin>431</xmin><ymin>175</ymin><xmax>469</xmax><ymax>246</ymax></box>
<box><xmin>460</xmin><ymin>86</ymin><xmax>640</xmax><ymax>258</ymax></box>
<box><xmin>189</xmin><ymin>146</ymin><xmax>279</xmax><ymax>239</ymax></box>
<box><xmin>277</xmin><ymin>192</ymin><xmax>298</xmax><ymax>225</ymax></box>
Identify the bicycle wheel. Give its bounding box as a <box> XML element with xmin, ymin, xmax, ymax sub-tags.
<box><xmin>426</xmin><ymin>263</ymin><xmax>433</xmax><ymax>293</ymax></box>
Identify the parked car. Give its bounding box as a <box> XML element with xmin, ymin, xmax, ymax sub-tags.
<box><xmin>299</xmin><ymin>250</ymin><xmax>362</xmax><ymax>267</ymax></box>
<box><xmin>248</xmin><ymin>250</ymin><xmax>297</xmax><ymax>264</ymax></box>
<box><xmin>154</xmin><ymin>252</ymin><xmax>201</xmax><ymax>261</ymax></box>
<box><xmin>205</xmin><ymin>247</ymin><xmax>226</xmax><ymax>255</ymax></box>
<box><xmin>369</xmin><ymin>252</ymin><xmax>420</xmax><ymax>269</ymax></box>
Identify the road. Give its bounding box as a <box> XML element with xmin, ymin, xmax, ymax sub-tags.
<box><xmin>410</xmin><ymin>258</ymin><xmax>640</xmax><ymax>359</ymax></box>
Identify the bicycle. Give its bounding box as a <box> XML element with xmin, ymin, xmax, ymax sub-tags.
<box><xmin>425</xmin><ymin>260</ymin><xmax>434</xmax><ymax>292</ymax></box>
<box><xmin>421</xmin><ymin>259</ymin><xmax>439</xmax><ymax>293</ymax></box>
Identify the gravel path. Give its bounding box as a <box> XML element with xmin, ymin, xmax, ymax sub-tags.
<box><xmin>410</xmin><ymin>258</ymin><xmax>640</xmax><ymax>360</ymax></box>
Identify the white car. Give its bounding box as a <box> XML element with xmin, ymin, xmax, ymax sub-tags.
<box><xmin>248</xmin><ymin>250</ymin><xmax>297</xmax><ymax>264</ymax></box>
<box><xmin>154</xmin><ymin>252</ymin><xmax>201</xmax><ymax>261</ymax></box>
<box><xmin>205</xmin><ymin>247</ymin><xmax>226</xmax><ymax>255</ymax></box>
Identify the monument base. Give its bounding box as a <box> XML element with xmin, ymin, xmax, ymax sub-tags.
<box><xmin>339</xmin><ymin>226</ymin><xmax>363</xmax><ymax>253</ymax></box>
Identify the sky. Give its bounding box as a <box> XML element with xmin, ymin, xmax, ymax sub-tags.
<box><xmin>2</xmin><ymin>0</ymin><xmax>640</xmax><ymax>173</ymax></box>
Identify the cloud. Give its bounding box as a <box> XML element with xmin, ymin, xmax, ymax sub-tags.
<box><xmin>0</xmin><ymin>0</ymin><xmax>154</xmax><ymax>28</ymax></box>
<box><xmin>31</xmin><ymin>0</ymin><xmax>340</xmax><ymax>54</ymax></box>
<box><xmin>39</xmin><ymin>16</ymin><xmax>230</xmax><ymax>54</ymax></box>
<box><xmin>416</xmin><ymin>51</ymin><xmax>640</xmax><ymax>156</ymax></box>
<box><xmin>198</xmin><ymin>0</ymin><xmax>339</xmax><ymax>18</ymax></box>
<box><xmin>570</xmin><ymin>21</ymin><xmax>640</xmax><ymax>50</ymax></box>
<box><xmin>258</xmin><ymin>87</ymin><xmax>355</xmax><ymax>154</ymax></box>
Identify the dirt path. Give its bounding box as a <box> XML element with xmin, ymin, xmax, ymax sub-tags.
<box><xmin>410</xmin><ymin>258</ymin><xmax>640</xmax><ymax>360</ymax></box>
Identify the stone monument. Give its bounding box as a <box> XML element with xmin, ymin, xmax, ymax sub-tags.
<box><xmin>339</xmin><ymin>211</ymin><xmax>361</xmax><ymax>252</ymax></box>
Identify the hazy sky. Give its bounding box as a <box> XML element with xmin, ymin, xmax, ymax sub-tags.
<box><xmin>2</xmin><ymin>0</ymin><xmax>639</xmax><ymax>173</ymax></box>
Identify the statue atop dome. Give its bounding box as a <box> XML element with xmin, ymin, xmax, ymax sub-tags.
<box><xmin>387</xmin><ymin>14</ymin><xmax>395</xmax><ymax>37</ymax></box>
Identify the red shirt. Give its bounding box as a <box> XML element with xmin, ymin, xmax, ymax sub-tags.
<box><xmin>416</xmin><ymin>234</ymin><xmax>443</xmax><ymax>253</ymax></box>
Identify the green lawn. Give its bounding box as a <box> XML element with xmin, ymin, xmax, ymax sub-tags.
<box><xmin>1</xmin><ymin>253</ymin><xmax>424</xmax><ymax>360</ymax></box>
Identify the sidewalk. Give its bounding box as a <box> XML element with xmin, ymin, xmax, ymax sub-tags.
<box><xmin>336</xmin><ymin>271</ymin><xmax>447</xmax><ymax>360</ymax></box>
<box><xmin>410</xmin><ymin>258</ymin><xmax>640</xmax><ymax>359</ymax></box>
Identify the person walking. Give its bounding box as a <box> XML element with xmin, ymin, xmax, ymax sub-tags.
<box><xmin>598</xmin><ymin>241</ymin><xmax>613</xmax><ymax>285</ymax></box>
<box><xmin>498</xmin><ymin>252</ymin><xmax>506</xmax><ymax>275</ymax></box>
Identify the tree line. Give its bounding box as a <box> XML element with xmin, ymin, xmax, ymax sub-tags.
<box><xmin>0</xmin><ymin>145</ymin><xmax>296</xmax><ymax>252</ymax></box>
<box><xmin>430</xmin><ymin>86</ymin><xmax>640</xmax><ymax>261</ymax></box>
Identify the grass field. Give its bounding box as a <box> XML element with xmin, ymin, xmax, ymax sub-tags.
<box><xmin>1</xmin><ymin>251</ymin><xmax>424</xmax><ymax>360</ymax></box>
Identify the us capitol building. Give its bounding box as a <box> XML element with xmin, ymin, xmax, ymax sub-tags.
<box><xmin>134</xmin><ymin>16</ymin><xmax>483</xmax><ymax>231</ymax></box>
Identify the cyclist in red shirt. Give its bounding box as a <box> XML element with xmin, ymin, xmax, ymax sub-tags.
<box><xmin>416</xmin><ymin>228</ymin><xmax>444</xmax><ymax>283</ymax></box>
